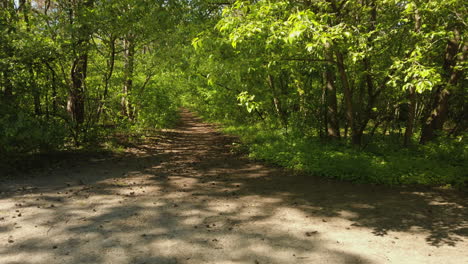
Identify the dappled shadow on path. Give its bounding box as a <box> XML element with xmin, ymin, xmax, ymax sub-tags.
<box><xmin>0</xmin><ymin>110</ymin><xmax>466</xmax><ymax>264</ymax></box>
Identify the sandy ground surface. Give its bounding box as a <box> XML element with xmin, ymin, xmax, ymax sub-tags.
<box><xmin>0</xmin><ymin>110</ymin><xmax>467</xmax><ymax>264</ymax></box>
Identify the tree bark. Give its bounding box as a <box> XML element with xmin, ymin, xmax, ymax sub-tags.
<box><xmin>321</xmin><ymin>71</ymin><xmax>327</xmax><ymax>138</ymax></box>
<box><xmin>335</xmin><ymin>50</ymin><xmax>359</xmax><ymax>144</ymax></box>
<box><xmin>404</xmin><ymin>86</ymin><xmax>416</xmax><ymax>146</ymax></box>
<box><xmin>324</xmin><ymin>43</ymin><xmax>340</xmax><ymax>139</ymax></box>
<box><xmin>404</xmin><ymin>8</ymin><xmax>421</xmax><ymax>146</ymax></box>
<box><xmin>267</xmin><ymin>74</ymin><xmax>287</xmax><ymax>128</ymax></box>
<box><xmin>32</xmin><ymin>69</ymin><xmax>41</xmax><ymax>116</ymax></box>
<box><xmin>67</xmin><ymin>0</ymin><xmax>93</xmax><ymax>125</ymax></box>
<box><xmin>420</xmin><ymin>28</ymin><xmax>466</xmax><ymax>143</ymax></box>
<box><xmin>45</xmin><ymin>62</ymin><xmax>57</xmax><ymax>115</ymax></box>
<box><xmin>68</xmin><ymin>53</ymin><xmax>87</xmax><ymax>124</ymax></box>
<box><xmin>96</xmin><ymin>36</ymin><xmax>116</xmax><ymax>122</ymax></box>
<box><xmin>122</xmin><ymin>36</ymin><xmax>135</xmax><ymax>120</ymax></box>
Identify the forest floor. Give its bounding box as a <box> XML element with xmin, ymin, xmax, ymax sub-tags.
<box><xmin>0</xmin><ymin>110</ymin><xmax>467</xmax><ymax>264</ymax></box>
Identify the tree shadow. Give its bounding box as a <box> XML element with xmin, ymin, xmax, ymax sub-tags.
<box><xmin>0</xmin><ymin>110</ymin><xmax>466</xmax><ymax>263</ymax></box>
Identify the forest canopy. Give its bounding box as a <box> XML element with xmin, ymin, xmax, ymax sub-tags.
<box><xmin>1</xmin><ymin>0</ymin><xmax>467</xmax><ymax>187</ymax></box>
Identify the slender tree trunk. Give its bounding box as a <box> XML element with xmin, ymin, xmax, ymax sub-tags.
<box><xmin>51</xmin><ymin>71</ymin><xmax>57</xmax><ymax>115</ymax></box>
<box><xmin>68</xmin><ymin>53</ymin><xmax>87</xmax><ymax>124</ymax></box>
<box><xmin>357</xmin><ymin>57</ymin><xmax>378</xmax><ymax>144</ymax></box>
<box><xmin>97</xmin><ymin>36</ymin><xmax>116</xmax><ymax>122</ymax></box>
<box><xmin>267</xmin><ymin>74</ymin><xmax>287</xmax><ymax>128</ymax></box>
<box><xmin>354</xmin><ymin>0</ymin><xmax>379</xmax><ymax>145</ymax></box>
<box><xmin>32</xmin><ymin>71</ymin><xmax>41</xmax><ymax>116</ymax></box>
<box><xmin>45</xmin><ymin>62</ymin><xmax>57</xmax><ymax>115</ymax></box>
<box><xmin>404</xmin><ymin>8</ymin><xmax>421</xmax><ymax>146</ymax></box>
<box><xmin>324</xmin><ymin>45</ymin><xmax>339</xmax><ymax>139</ymax></box>
<box><xmin>404</xmin><ymin>86</ymin><xmax>416</xmax><ymax>146</ymax></box>
<box><xmin>321</xmin><ymin>72</ymin><xmax>327</xmax><ymax>138</ymax></box>
<box><xmin>335</xmin><ymin>50</ymin><xmax>359</xmax><ymax>144</ymax></box>
<box><xmin>67</xmin><ymin>0</ymin><xmax>93</xmax><ymax>126</ymax></box>
<box><xmin>122</xmin><ymin>36</ymin><xmax>135</xmax><ymax>120</ymax></box>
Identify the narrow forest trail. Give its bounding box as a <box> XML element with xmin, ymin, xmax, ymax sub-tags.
<box><xmin>0</xmin><ymin>110</ymin><xmax>467</xmax><ymax>264</ymax></box>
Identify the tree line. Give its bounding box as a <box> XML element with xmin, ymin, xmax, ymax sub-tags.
<box><xmin>1</xmin><ymin>0</ymin><xmax>466</xmax><ymax>157</ymax></box>
<box><xmin>0</xmin><ymin>0</ymin><xmax>196</xmax><ymax>153</ymax></box>
<box><xmin>189</xmin><ymin>0</ymin><xmax>466</xmax><ymax>147</ymax></box>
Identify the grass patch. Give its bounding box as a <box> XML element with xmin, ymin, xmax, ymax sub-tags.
<box><xmin>221</xmin><ymin>123</ymin><xmax>467</xmax><ymax>188</ymax></box>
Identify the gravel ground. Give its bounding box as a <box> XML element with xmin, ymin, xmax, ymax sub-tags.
<box><xmin>0</xmin><ymin>110</ymin><xmax>467</xmax><ymax>264</ymax></box>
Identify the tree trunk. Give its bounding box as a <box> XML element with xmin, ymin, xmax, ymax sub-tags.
<box><xmin>122</xmin><ymin>36</ymin><xmax>135</xmax><ymax>120</ymax></box>
<box><xmin>354</xmin><ymin>0</ymin><xmax>379</xmax><ymax>145</ymax></box>
<box><xmin>404</xmin><ymin>8</ymin><xmax>421</xmax><ymax>146</ymax></box>
<box><xmin>324</xmin><ymin>45</ymin><xmax>340</xmax><ymax>139</ymax></box>
<box><xmin>321</xmin><ymin>72</ymin><xmax>327</xmax><ymax>138</ymax></box>
<box><xmin>68</xmin><ymin>53</ymin><xmax>87</xmax><ymax>124</ymax></box>
<box><xmin>420</xmin><ymin>28</ymin><xmax>465</xmax><ymax>143</ymax></box>
<box><xmin>32</xmin><ymin>69</ymin><xmax>41</xmax><ymax>116</ymax></box>
<box><xmin>97</xmin><ymin>36</ymin><xmax>116</xmax><ymax>122</ymax></box>
<box><xmin>404</xmin><ymin>86</ymin><xmax>416</xmax><ymax>146</ymax></box>
<box><xmin>335</xmin><ymin>50</ymin><xmax>359</xmax><ymax>144</ymax></box>
<box><xmin>67</xmin><ymin>0</ymin><xmax>93</xmax><ymax>125</ymax></box>
<box><xmin>45</xmin><ymin>62</ymin><xmax>57</xmax><ymax>115</ymax></box>
<box><xmin>267</xmin><ymin>74</ymin><xmax>287</xmax><ymax>128</ymax></box>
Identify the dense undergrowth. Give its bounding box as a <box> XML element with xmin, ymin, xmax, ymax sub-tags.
<box><xmin>0</xmin><ymin>109</ymin><xmax>180</xmax><ymax>176</ymax></box>
<box><xmin>201</xmin><ymin>115</ymin><xmax>467</xmax><ymax>188</ymax></box>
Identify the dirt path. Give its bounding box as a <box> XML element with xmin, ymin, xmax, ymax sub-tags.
<box><xmin>1</xmin><ymin>110</ymin><xmax>467</xmax><ymax>264</ymax></box>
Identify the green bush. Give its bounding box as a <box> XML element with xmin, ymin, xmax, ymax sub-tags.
<box><xmin>221</xmin><ymin>123</ymin><xmax>467</xmax><ymax>188</ymax></box>
<box><xmin>0</xmin><ymin>111</ymin><xmax>67</xmax><ymax>156</ymax></box>
<box><xmin>135</xmin><ymin>83</ymin><xmax>180</xmax><ymax>129</ymax></box>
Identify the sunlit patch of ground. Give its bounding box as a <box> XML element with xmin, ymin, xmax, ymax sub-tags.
<box><xmin>0</xmin><ymin>110</ymin><xmax>466</xmax><ymax>264</ymax></box>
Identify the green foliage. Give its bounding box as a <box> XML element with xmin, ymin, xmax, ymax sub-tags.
<box><xmin>1</xmin><ymin>0</ymin><xmax>466</xmax><ymax>189</ymax></box>
<box><xmin>182</xmin><ymin>0</ymin><xmax>466</xmax><ymax>188</ymax></box>
<box><xmin>0</xmin><ymin>108</ymin><xmax>67</xmax><ymax>155</ymax></box>
<box><xmin>1</xmin><ymin>0</ymin><xmax>191</xmax><ymax>158</ymax></box>
<box><xmin>135</xmin><ymin>75</ymin><xmax>181</xmax><ymax>129</ymax></box>
<box><xmin>221</xmin><ymin>122</ymin><xmax>467</xmax><ymax>188</ymax></box>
